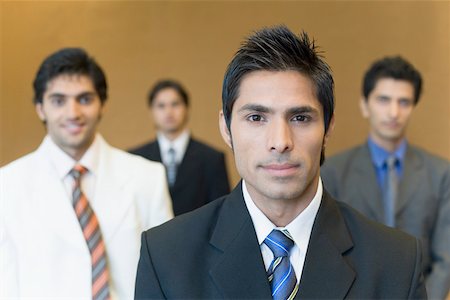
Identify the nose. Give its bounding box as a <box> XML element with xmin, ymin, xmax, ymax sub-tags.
<box><xmin>66</xmin><ymin>99</ymin><xmax>81</xmax><ymax>119</ymax></box>
<box><xmin>388</xmin><ymin>101</ymin><xmax>400</xmax><ymax>119</ymax></box>
<box><xmin>267</xmin><ymin>119</ymin><xmax>293</xmax><ymax>153</ymax></box>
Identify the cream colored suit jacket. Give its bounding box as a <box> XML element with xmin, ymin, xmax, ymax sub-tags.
<box><xmin>0</xmin><ymin>135</ymin><xmax>173</xmax><ymax>299</ymax></box>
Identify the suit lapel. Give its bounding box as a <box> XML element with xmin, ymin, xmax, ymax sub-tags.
<box><xmin>351</xmin><ymin>145</ymin><xmax>385</xmax><ymax>222</ymax></box>
<box><xmin>172</xmin><ymin>138</ymin><xmax>195</xmax><ymax>188</ymax></box>
<box><xmin>91</xmin><ymin>137</ymin><xmax>133</xmax><ymax>241</ymax></box>
<box><xmin>34</xmin><ymin>150</ymin><xmax>86</xmax><ymax>250</ymax></box>
<box><xmin>297</xmin><ymin>192</ymin><xmax>355</xmax><ymax>299</ymax></box>
<box><xmin>151</xmin><ymin>141</ymin><xmax>162</xmax><ymax>162</ymax></box>
<box><xmin>396</xmin><ymin>146</ymin><xmax>423</xmax><ymax>215</ymax></box>
<box><xmin>209</xmin><ymin>183</ymin><xmax>272</xmax><ymax>299</ymax></box>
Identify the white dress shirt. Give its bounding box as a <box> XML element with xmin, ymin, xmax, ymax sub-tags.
<box><xmin>242</xmin><ymin>179</ymin><xmax>322</xmax><ymax>283</ymax></box>
<box><xmin>157</xmin><ymin>130</ymin><xmax>190</xmax><ymax>166</ymax></box>
<box><xmin>44</xmin><ymin>134</ymin><xmax>101</xmax><ymax>201</ymax></box>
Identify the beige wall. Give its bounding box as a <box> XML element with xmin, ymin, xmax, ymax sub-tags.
<box><xmin>1</xmin><ymin>1</ymin><xmax>449</xmax><ymax>186</ymax></box>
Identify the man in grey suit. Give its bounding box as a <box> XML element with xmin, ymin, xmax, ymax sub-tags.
<box><xmin>321</xmin><ymin>56</ymin><xmax>450</xmax><ymax>299</ymax></box>
<box><xmin>135</xmin><ymin>26</ymin><xmax>426</xmax><ymax>299</ymax></box>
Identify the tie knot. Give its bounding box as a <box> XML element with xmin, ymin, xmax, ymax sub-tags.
<box><xmin>264</xmin><ymin>229</ymin><xmax>295</xmax><ymax>258</ymax></box>
<box><xmin>385</xmin><ymin>156</ymin><xmax>398</xmax><ymax>169</ymax></box>
<box><xmin>70</xmin><ymin>164</ymin><xmax>87</xmax><ymax>180</ymax></box>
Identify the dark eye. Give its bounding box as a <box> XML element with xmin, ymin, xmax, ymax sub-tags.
<box><xmin>399</xmin><ymin>99</ymin><xmax>412</xmax><ymax>107</ymax></box>
<box><xmin>79</xmin><ymin>95</ymin><xmax>93</xmax><ymax>104</ymax></box>
<box><xmin>292</xmin><ymin>115</ymin><xmax>309</xmax><ymax>122</ymax></box>
<box><xmin>247</xmin><ymin>114</ymin><xmax>263</xmax><ymax>122</ymax></box>
<box><xmin>51</xmin><ymin>97</ymin><xmax>65</xmax><ymax>107</ymax></box>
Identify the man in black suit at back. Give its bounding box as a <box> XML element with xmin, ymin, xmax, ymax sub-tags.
<box><xmin>130</xmin><ymin>80</ymin><xmax>230</xmax><ymax>215</ymax></box>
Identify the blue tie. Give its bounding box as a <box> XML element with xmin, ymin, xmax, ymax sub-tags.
<box><xmin>264</xmin><ymin>229</ymin><xmax>298</xmax><ymax>300</ymax></box>
<box><xmin>384</xmin><ymin>156</ymin><xmax>398</xmax><ymax>227</ymax></box>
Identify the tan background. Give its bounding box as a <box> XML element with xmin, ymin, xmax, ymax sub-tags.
<box><xmin>1</xmin><ymin>1</ymin><xmax>449</xmax><ymax>187</ymax></box>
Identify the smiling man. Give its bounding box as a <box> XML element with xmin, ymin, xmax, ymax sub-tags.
<box><xmin>135</xmin><ymin>26</ymin><xmax>426</xmax><ymax>299</ymax></box>
<box><xmin>321</xmin><ymin>56</ymin><xmax>450</xmax><ymax>299</ymax></box>
<box><xmin>0</xmin><ymin>48</ymin><xmax>173</xmax><ymax>299</ymax></box>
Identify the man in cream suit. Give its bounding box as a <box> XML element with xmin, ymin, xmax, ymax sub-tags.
<box><xmin>0</xmin><ymin>48</ymin><xmax>173</xmax><ymax>299</ymax></box>
<box><xmin>321</xmin><ymin>56</ymin><xmax>450</xmax><ymax>299</ymax></box>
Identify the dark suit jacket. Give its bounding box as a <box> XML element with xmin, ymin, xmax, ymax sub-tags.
<box><xmin>130</xmin><ymin>137</ymin><xmax>230</xmax><ymax>215</ymax></box>
<box><xmin>321</xmin><ymin>143</ymin><xmax>450</xmax><ymax>299</ymax></box>
<box><xmin>135</xmin><ymin>183</ymin><xmax>426</xmax><ymax>299</ymax></box>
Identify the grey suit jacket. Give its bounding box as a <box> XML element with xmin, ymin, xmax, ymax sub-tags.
<box><xmin>135</xmin><ymin>182</ymin><xmax>426</xmax><ymax>299</ymax></box>
<box><xmin>321</xmin><ymin>143</ymin><xmax>450</xmax><ymax>299</ymax></box>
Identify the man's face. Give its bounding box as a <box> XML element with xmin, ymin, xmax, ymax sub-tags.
<box><xmin>151</xmin><ymin>88</ymin><xmax>188</xmax><ymax>135</ymax></box>
<box><xmin>220</xmin><ymin>70</ymin><xmax>330</xmax><ymax>206</ymax></box>
<box><xmin>360</xmin><ymin>78</ymin><xmax>415</xmax><ymax>148</ymax></box>
<box><xmin>36</xmin><ymin>74</ymin><xmax>104</xmax><ymax>160</ymax></box>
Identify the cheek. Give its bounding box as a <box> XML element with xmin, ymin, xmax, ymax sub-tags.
<box><xmin>297</xmin><ymin>132</ymin><xmax>324</xmax><ymax>160</ymax></box>
<box><xmin>400</xmin><ymin>109</ymin><xmax>413</xmax><ymax>121</ymax></box>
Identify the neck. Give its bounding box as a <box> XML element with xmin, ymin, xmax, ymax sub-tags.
<box><xmin>370</xmin><ymin>134</ymin><xmax>404</xmax><ymax>153</ymax></box>
<box><xmin>161</xmin><ymin>128</ymin><xmax>185</xmax><ymax>142</ymax></box>
<box><xmin>65</xmin><ymin>148</ymin><xmax>87</xmax><ymax>162</ymax></box>
<box><xmin>249</xmin><ymin>176</ymin><xmax>319</xmax><ymax>227</ymax></box>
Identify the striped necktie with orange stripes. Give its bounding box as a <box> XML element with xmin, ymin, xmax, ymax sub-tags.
<box><xmin>71</xmin><ymin>165</ymin><xmax>110</xmax><ymax>300</ymax></box>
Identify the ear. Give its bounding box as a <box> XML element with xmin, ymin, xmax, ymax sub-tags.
<box><xmin>359</xmin><ymin>97</ymin><xmax>369</xmax><ymax>118</ymax></box>
<box><xmin>219</xmin><ymin>110</ymin><xmax>232</xmax><ymax>149</ymax></box>
<box><xmin>35</xmin><ymin>103</ymin><xmax>46</xmax><ymax>121</ymax></box>
<box><xmin>323</xmin><ymin>114</ymin><xmax>335</xmax><ymax>147</ymax></box>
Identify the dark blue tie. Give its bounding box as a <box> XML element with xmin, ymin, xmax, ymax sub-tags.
<box><xmin>264</xmin><ymin>229</ymin><xmax>298</xmax><ymax>300</ymax></box>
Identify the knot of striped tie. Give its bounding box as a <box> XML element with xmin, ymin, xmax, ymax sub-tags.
<box><xmin>70</xmin><ymin>164</ymin><xmax>111</xmax><ymax>300</ymax></box>
<box><xmin>264</xmin><ymin>229</ymin><xmax>298</xmax><ymax>300</ymax></box>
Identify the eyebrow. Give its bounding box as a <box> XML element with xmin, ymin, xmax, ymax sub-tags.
<box><xmin>47</xmin><ymin>91</ymin><xmax>96</xmax><ymax>98</ymax></box>
<box><xmin>238</xmin><ymin>104</ymin><xmax>272</xmax><ymax>114</ymax></box>
<box><xmin>286</xmin><ymin>106</ymin><xmax>318</xmax><ymax>115</ymax></box>
<box><xmin>238</xmin><ymin>103</ymin><xmax>319</xmax><ymax>115</ymax></box>
<box><xmin>376</xmin><ymin>95</ymin><xmax>391</xmax><ymax>100</ymax></box>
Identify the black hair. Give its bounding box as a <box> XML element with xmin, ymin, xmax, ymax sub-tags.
<box><xmin>148</xmin><ymin>79</ymin><xmax>189</xmax><ymax>107</ymax></box>
<box><xmin>222</xmin><ymin>25</ymin><xmax>334</xmax><ymax>134</ymax></box>
<box><xmin>33</xmin><ymin>48</ymin><xmax>107</xmax><ymax>104</ymax></box>
<box><xmin>362</xmin><ymin>56</ymin><xmax>422</xmax><ymax>104</ymax></box>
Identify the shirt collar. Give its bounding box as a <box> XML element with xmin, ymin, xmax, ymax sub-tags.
<box><xmin>367</xmin><ymin>137</ymin><xmax>407</xmax><ymax>168</ymax></box>
<box><xmin>41</xmin><ymin>134</ymin><xmax>101</xmax><ymax>179</ymax></box>
<box><xmin>242</xmin><ymin>178</ymin><xmax>322</xmax><ymax>248</ymax></box>
<box><xmin>157</xmin><ymin>130</ymin><xmax>190</xmax><ymax>161</ymax></box>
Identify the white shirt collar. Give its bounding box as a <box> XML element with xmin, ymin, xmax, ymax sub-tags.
<box><xmin>242</xmin><ymin>178</ymin><xmax>323</xmax><ymax>247</ymax></box>
<box><xmin>41</xmin><ymin>134</ymin><xmax>101</xmax><ymax>178</ymax></box>
<box><xmin>157</xmin><ymin>129</ymin><xmax>190</xmax><ymax>164</ymax></box>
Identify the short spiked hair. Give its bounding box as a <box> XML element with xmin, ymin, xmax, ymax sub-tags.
<box><xmin>222</xmin><ymin>25</ymin><xmax>335</xmax><ymax>133</ymax></box>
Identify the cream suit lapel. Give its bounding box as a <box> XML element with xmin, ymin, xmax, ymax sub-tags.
<box><xmin>34</xmin><ymin>149</ymin><xmax>86</xmax><ymax>251</ymax></box>
<box><xmin>91</xmin><ymin>137</ymin><xmax>134</xmax><ymax>242</ymax></box>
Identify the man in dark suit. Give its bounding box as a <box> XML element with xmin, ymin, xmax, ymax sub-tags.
<box><xmin>130</xmin><ymin>80</ymin><xmax>230</xmax><ymax>215</ymax></box>
<box><xmin>135</xmin><ymin>26</ymin><xmax>426</xmax><ymax>299</ymax></box>
<box><xmin>321</xmin><ymin>56</ymin><xmax>450</xmax><ymax>299</ymax></box>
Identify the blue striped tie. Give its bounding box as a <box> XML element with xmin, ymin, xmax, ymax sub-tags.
<box><xmin>264</xmin><ymin>229</ymin><xmax>298</xmax><ymax>300</ymax></box>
